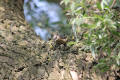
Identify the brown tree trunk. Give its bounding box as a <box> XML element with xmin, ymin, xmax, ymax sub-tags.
<box><xmin>0</xmin><ymin>0</ymin><xmax>119</xmax><ymax>80</ymax></box>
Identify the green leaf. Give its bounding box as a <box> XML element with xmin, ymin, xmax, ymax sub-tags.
<box><xmin>96</xmin><ymin>2</ymin><xmax>102</xmax><ymax>10</ymax></box>
<box><xmin>67</xmin><ymin>41</ymin><xmax>77</xmax><ymax>46</ymax></box>
<box><xmin>61</xmin><ymin>0</ymin><xmax>70</xmax><ymax>5</ymax></box>
<box><xmin>90</xmin><ymin>44</ymin><xmax>96</xmax><ymax>59</ymax></box>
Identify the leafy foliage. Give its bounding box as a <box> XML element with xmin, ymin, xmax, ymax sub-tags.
<box><xmin>61</xmin><ymin>0</ymin><xmax>120</xmax><ymax>72</ymax></box>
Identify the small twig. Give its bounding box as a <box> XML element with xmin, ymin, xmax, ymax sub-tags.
<box><xmin>10</xmin><ymin>22</ymin><xmax>15</xmax><ymax>32</ymax></box>
<box><xmin>110</xmin><ymin>0</ymin><xmax>116</xmax><ymax>8</ymax></box>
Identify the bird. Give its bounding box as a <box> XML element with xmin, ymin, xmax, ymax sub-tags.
<box><xmin>23</xmin><ymin>0</ymin><xmax>66</xmax><ymax>41</ymax></box>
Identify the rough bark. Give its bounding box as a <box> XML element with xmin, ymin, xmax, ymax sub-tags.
<box><xmin>0</xmin><ymin>0</ymin><xmax>120</xmax><ymax>80</ymax></box>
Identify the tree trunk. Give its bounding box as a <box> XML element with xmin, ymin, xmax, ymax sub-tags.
<box><xmin>0</xmin><ymin>0</ymin><xmax>119</xmax><ymax>80</ymax></box>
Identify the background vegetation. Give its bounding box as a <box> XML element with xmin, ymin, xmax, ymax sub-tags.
<box><xmin>61</xmin><ymin>0</ymin><xmax>120</xmax><ymax>72</ymax></box>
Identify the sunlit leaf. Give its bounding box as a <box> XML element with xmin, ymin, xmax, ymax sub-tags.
<box><xmin>67</xmin><ymin>41</ymin><xmax>77</xmax><ymax>46</ymax></box>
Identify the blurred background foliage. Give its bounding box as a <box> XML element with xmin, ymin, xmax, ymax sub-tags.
<box><xmin>61</xmin><ymin>0</ymin><xmax>120</xmax><ymax>72</ymax></box>
<box><xmin>23</xmin><ymin>0</ymin><xmax>70</xmax><ymax>40</ymax></box>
